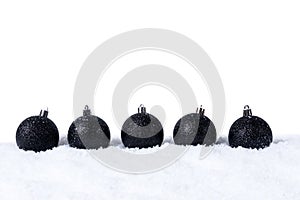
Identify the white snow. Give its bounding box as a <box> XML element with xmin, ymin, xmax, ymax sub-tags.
<box><xmin>1</xmin><ymin>135</ymin><xmax>300</xmax><ymax>200</ymax></box>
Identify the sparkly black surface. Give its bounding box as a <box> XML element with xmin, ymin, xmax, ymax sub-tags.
<box><xmin>68</xmin><ymin>115</ymin><xmax>110</xmax><ymax>149</ymax></box>
<box><xmin>173</xmin><ymin>113</ymin><xmax>217</xmax><ymax>146</ymax></box>
<box><xmin>228</xmin><ymin>116</ymin><xmax>272</xmax><ymax>149</ymax></box>
<box><xmin>16</xmin><ymin>116</ymin><xmax>59</xmax><ymax>152</ymax></box>
<box><xmin>121</xmin><ymin>113</ymin><xmax>164</xmax><ymax>148</ymax></box>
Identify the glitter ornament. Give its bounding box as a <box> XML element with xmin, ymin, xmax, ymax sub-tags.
<box><xmin>121</xmin><ymin>104</ymin><xmax>164</xmax><ymax>148</ymax></box>
<box><xmin>16</xmin><ymin>109</ymin><xmax>59</xmax><ymax>152</ymax></box>
<box><xmin>68</xmin><ymin>105</ymin><xmax>110</xmax><ymax>149</ymax></box>
<box><xmin>228</xmin><ymin>105</ymin><xmax>273</xmax><ymax>149</ymax></box>
<box><xmin>173</xmin><ymin>106</ymin><xmax>217</xmax><ymax>145</ymax></box>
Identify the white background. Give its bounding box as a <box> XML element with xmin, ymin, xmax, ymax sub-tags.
<box><xmin>0</xmin><ymin>0</ymin><xmax>300</xmax><ymax>142</ymax></box>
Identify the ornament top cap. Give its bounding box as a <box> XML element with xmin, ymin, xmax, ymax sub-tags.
<box><xmin>138</xmin><ymin>104</ymin><xmax>146</xmax><ymax>114</ymax></box>
<box><xmin>39</xmin><ymin>108</ymin><xmax>48</xmax><ymax>118</ymax></box>
<box><xmin>243</xmin><ymin>105</ymin><xmax>252</xmax><ymax>117</ymax></box>
<box><xmin>196</xmin><ymin>105</ymin><xmax>205</xmax><ymax>116</ymax></box>
<box><xmin>83</xmin><ymin>105</ymin><xmax>91</xmax><ymax>116</ymax></box>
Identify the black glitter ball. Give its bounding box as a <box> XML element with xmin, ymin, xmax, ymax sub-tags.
<box><xmin>16</xmin><ymin>109</ymin><xmax>59</xmax><ymax>152</ymax></box>
<box><xmin>173</xmin><ymin>106</ymin><xmax>217</xmax><ymax>146</ymax></box>
<box><xmin>228</xmin><ymin>105</ymin><xmax>273</xmax><ymax>149</ymax></box>
<box><xmin>68</xmin><ymin>105</ymin><xmax>110</xmax><ymax>149</ymax></box>
<box><xmin>121</xmin><ymin>105</ymin><xmax>164</xmax><ymax>148</ymax></box>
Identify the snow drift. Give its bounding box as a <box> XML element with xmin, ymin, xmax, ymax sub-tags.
<box><xmin>0</xmin><ymin>135</ymin><xmax>300</xmax><ymax>200</ymax></box>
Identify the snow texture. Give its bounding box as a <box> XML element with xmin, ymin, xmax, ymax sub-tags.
<box><xmin>1</xmin><ymin>135</ymin><xmax>300</xmax><ymax>200</ymax></box>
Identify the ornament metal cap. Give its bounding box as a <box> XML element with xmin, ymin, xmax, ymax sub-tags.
<box><xmin>39</xmin><ymin>108</ymin><xmax>48</xmax><ymax>118</ymax></box>
<box><xmin>83</xmin><ymin>105</ymin><xmax>91</xmax><ymax>116</ymax></box>
<box><xmin>138</xmin><ymin>104</ymin><xmax>146</xmax><ymax>114</ymax></box>
<box><xmin>243</xmin><ymin>105</ymin><xmax>252</xmax><ymax>117</ymax></box>
<box><xmin>196</xmin><ymin>105</ymin><xmax>205</xmax><ymax>117</ymax></box>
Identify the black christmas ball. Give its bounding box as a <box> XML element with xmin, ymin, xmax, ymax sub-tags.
<box><xmin>121</xmin><ymin>105</ymin><xmax>164</xmax><ymax>148</ymax></box>
<box><xmin>228</xmin><ymin>105</ymin><xmax>272</xmax><ymax>149</ymax></box>
<box><xmin>173</xmin><ymin>106</ymin><xmax>217</xmax><ymax>146</ymax></box>
<box><xmin>16</xmin><ymin>109</ymin><xmax>59</xmax><ymax>152</ymax></box>
<box><xmin>68</xmin><ymin>105</ymin><xmax>110</xmax><ymax>149</ymax></box>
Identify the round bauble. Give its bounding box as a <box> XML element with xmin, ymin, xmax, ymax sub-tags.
<box><xmin>16</xmin><ymin>109</ymin><xmax>59</xmax><ymax>152</ymax></box>
<box><xmin>228</xmin><ymin>105</ymin><xmax>272</xmax><ymax>149</ymax></box>
<box><xmin>68</xmin><ymin>105</ymin><xmax>110</xmax><ymax>149</ymax></box>
<box><xmin>121</xmin><ymin>105</ymin><xmax>164</xmax><ymax>148</ymax></box>
<box><xmin>173</xmin><ymin>106</ymin><xmax>217</xmax><ymax>145</ymax></box>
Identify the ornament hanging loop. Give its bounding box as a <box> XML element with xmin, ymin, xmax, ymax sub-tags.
<box><xmin>138</xmin><ymin>104</ymin><xmax>146</xmax><ymax>114</ymax></box>
<box><xmin>39</xmin><ymin>108</ymin><xmax>48</xmax><ymax>118</ymax></box>
<box><xmin>243</xmin><ymin>105</ymin><xmax>252</xmax><ymax>117</ymax></box>
<box><xmin>196</xmin><ymin>105</ymin><xmax>205</xmax><ymax>117</ymax></box>
<box><xmin>83</xmin><ymin>105</ymin><xmax>91</xmax><ymax>116</ymax></box>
